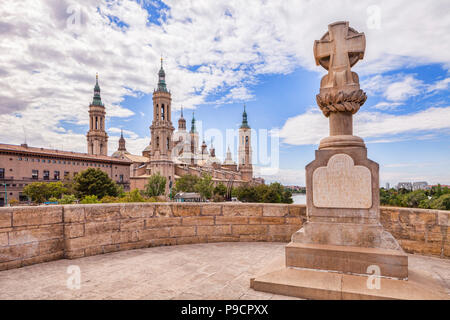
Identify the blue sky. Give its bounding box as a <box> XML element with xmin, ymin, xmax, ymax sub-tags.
<box><xmin>0</xmin><ymin>0</ymin><xmax>449</xmax><ymax>186</ymax></box>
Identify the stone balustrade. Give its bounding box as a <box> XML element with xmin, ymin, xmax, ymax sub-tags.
<box><xmin>0</xmin><ymin>203</ymin><xmax>448</xmax><ymax>271</ymax></box>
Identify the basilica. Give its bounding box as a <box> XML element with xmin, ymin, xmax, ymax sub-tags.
<box><xmin>88</xmin><ymin>59</ymin><xmax>262</xmax><ymax>194</ymax></box>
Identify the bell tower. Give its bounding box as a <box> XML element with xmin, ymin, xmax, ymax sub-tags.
<box><xmin>148</xmin><ymin>58</ymin><xmax>175</xmax><ymax>194</ymax></box>
<box><xmin>238</xmin><ymin>105</ymin><xmax>253</xmax><ymax>181</ymax></box>
<box><xmin>87</xmin><ymin>73</ymin><xmax>108</xmax><ymax>156</ymax></box>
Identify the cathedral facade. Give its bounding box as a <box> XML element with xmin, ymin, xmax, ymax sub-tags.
<box><xmin>112</xmin><ymin>59</ymin><xmax>262</xmax><ymax>195</ymax></box>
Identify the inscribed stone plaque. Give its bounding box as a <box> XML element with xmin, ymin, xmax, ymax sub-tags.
<box><xmin>312</xmin><ymin>153</ymin><xmax>371</xmax><ymax>208</ymax></box>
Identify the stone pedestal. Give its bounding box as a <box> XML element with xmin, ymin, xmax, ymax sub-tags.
<box><xmin>249</xmin><ymin>21</ymin><xmax>433</xmax><ymax>299</ymax></box>
<box><xmin>288</xmin><ymin>146</ymin><xmax>408</xmax><ymax>279</ymax></box>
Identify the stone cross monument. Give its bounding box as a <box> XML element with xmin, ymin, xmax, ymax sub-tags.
<box><xmin>249</xmin><ymin>22</ymin><xmax>448</xmax><ymax>300</ymax></box>
<box><xmin>287</xmin><ymin>21</ymin><xmax>407</xmax><ymax>279</ymax></box>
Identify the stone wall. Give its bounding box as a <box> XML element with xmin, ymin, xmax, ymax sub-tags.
<box><xmin>0</xmin><ymin>206</ymin><xmax>64</xmax><ymax>271</ymax></box>
<box><xmin>0</xmin><ymin>203</ymin><xmax>448</xmax><ymax>271</ymax></box>
<box><xmin>62</xmin><ymin>203</ymin><xmax>305</xmax><ymax>260</ymax></box>
<box><xmin>380</xmin><ymin>206</ymin><xmax>449</xmax><ymax>258</ymax></box>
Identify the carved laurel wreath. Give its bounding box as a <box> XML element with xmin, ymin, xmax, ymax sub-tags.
<box><xmin>316</xmin><ymin>89</ymin><xmax>367</xmax><ymax>117</ymax></box>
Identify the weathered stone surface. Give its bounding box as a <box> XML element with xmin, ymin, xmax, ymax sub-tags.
<box><xmin>172</xmin><ymin>204</ymin><xmax>201</xmax><ymax>217</ymax></box>
<box><xmin>0</xmin><ymin>203</ymin><xmax>448</xmax><ymax>272</ymax></box>
<box><xmin>249</xmin><ymin>217</ymin><xmax>285</xmax><ymax>225</ymax></box>
<box><xmin>38</xmin><ymin>239</ymin><xmax>64</xmax><ymax>255</ymax></box>
<box><xmin>182</xmin><ymin>216</ymin><xmax>214</xmax><ymax>226</ymax></box>
<box><xmin>197</xmin><ymin>225</ymin><xmax>231</xmax><ymax>236</ymax></box>
<box><xmin>201</xmin><ymin>205</ymin><xmax>222</xmax><ymax>216</ymax></box>
<box><xmin>232</xmin><ymin>225</ymin><xmax>267</xmax><ymax>236</ymax></box>
<box><xmin>84</xmin><ymin>205</ymin><xmax>121</xmax><ymax>222</ymax></box>
<box><xmin>63</xmin><ymin>206</ymin><xmax>85</xmax><ymax>223</ymax></box>
<box><xmin>0</xmin><ymin>233</ymin><xmax>8</xmax><ymax>247</ymax></box>
<box><xmin>288</xmin><ymin>205</ymin><xmax>307</xmax><ymax>217</ymax></box>
<box><xmin>13</xmin><ymin>207</ymin><xmax>62</xmax><ymax>226</ymax></box>
<box><xmin>8</xmin><ymin>225</ymin><xmax>63</xmax><ymax>245</ymax></box>
<box><xmin>120</xmin><ymin>203</ymin><xmax>155</xmax><ymax>218</ymax></box>
<box><xmin>0</xmin><ymin>211</ymin><xmax>12</xmax><ymax>228</ymax></box>
<box><xmin>139</xmin><ymin>227</ymin><xmax>170</xmax><ymax>240</ymax></box>
<box><xmin>0</xmin><ymin>242</ymin><xmax>39</xmax><ymax>261</ymax></box>
<box><xmin>145</xmin><ymin>217</ymin><xmax>181</xmax><ymax>228</ymax></box>
<box><xmin>215</xmin><ymin>216</ymin><xmax>248</xmax><ymax>225</ymax></box>
<box><xmin>155</xmin><ymin>204</ymin><xmax>173</xmax><ymax>217</ymax></box>
<box><xmin>176</xmin><ymin>236</ymin><xmax>206</xmax><ymax>245</ymax></box>
<box><xmin>120</xmin><ymin>219</ymin><xmax>145</xmax><ymax>231</ymax></box>
<box><xmin>64</xmin><ymin>223</ymin><xmax>85</xmax><ymax>239</ymax></box>
<box><xmin>85</xmin><ymin>221</ymin><xmax>120</xmax><ymax>236</ymax></box>
<box><xmin>313</xmin><ymin>154</ymin><xmax>372</xmax><ymax>209</ymax></box>
<box><xmin>169</xmin><ymin>226</ymin><xmax>196</xmax><ymax>237</ymax></box>
<box><xmin>263</xmin><ymin>205</ymin><xmax>289</xmax><ymax>217</ymax></box>
<box><xmin>222</xmin><ymin>204</ymin><xmax>263</xmax><ymax>217</ymax></box>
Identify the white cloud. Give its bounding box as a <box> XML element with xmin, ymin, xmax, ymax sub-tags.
<box><xmin>279</xmin><ymin>106</ymin><xmax>450</xmax><ymax>146</ymax></box>
<box><xmin>384</xmin><ymin>75</ymin><xmax>423</xmax><ymax>101</ymax></box>
<box><xmin>361</xmin><ymin>74</ymin><xmax>424</xmax><ymax>102</ymax></box>
<box><xmin>427</xmin><ymin>77</ymin><xmax>450</xmax><ymax>92</ymax></box>
<box><xmin>369</xmin><ymin>101</ymin><xmax>402</xmax><ymax>111</ymax></box>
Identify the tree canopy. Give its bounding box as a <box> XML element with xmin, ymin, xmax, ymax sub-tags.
<box><xmin>144</xmin><ymin>173</ymin><xmax>166</xmax><ymax>197</ymax></box>
<box><xmin>74</xmin><ymin>168</ymin><xmax>120</xmax><ymax>199</ymax></box>
<box><xmin>23</xmin><ymin>181</ymin><xmax>68</xmax><ymax>204</ymax></box>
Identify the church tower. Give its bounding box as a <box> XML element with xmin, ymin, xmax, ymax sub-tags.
<box><xmin>118</xmin><ymin>129</ymin><xmax>126</xmax><ymax>152</ymax></box>
<box><xmin>238</xmin><ymin>105</ymin><xmax>253</xmax><ymax>181</ymax></box>
<box><xmin>87</xmin><ymin>74</ymin><xmax>108</xmax><ymax>156</ymax></box>
<box><xmin>148</xmin><ymin>58</ymin><xmax>175</xmax><ymax>194</ymax></box>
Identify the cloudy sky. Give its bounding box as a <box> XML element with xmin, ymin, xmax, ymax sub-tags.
<box><xmin>0</xmin><ymin>0</ymin><xmax>449</xmax><ymax>186</ymax></box>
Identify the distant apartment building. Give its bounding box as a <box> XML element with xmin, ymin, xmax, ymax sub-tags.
<box><xmin>396</xmin><ymin>181</ymin><xmax>429</xmax><ymax>191</ymax></box>
<box><xmin>385</xmin><ymin>183</ymin><xmax>390</xmax><ymax>189</ymax></box>
<box><xmin>412</xmin><ymin>181</ymin><xmax>428</xmax><ymax>191</ymax></box>
<box><xmin>396</xmin><ymin>182</ymin><xmax>413</xmax><ymax>191</ymax></box>
<box><xmin>0</xmin><ymin>143</ymin><xmax>131</xmax><ymax>206</ymax></box>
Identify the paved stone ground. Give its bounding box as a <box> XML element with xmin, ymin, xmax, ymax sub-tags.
<box><xmin>0</xmin><ymin>242</ymin><xmax>449</xmax><ymax>300</ymax></box>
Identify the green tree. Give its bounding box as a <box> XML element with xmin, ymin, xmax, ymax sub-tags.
<box><xmin>174</xmin><ymin>174</ymin><xmax>200</xmax><ymax>193</ymax></box>
<box><xmin>282</xmin><ymin>188</ymin><xmax>294</xmax><ymax>204</ymax></box>
<box><xmin>80</xmin><ymin>195</ymin><xmax>100</xmax><ymax>204</ymax></box>
<box><xmin>122</xmin><ymin>189</ymin><xmax>146</xmax><ymax>202</ymax></box>
<box><xmin>431</xmin><ymin>194</ymin><xmax>450</xmax><ymax>210</ymax></box>
<box><xmin>195</xmin><ymin>173</ymin><xmax>214</xmax><ymax>201</ymax></box>
<box><xmin>74</xmin><ymin>168</ymin><xmax>120</xmax><ymax>199</ymax></box>
<box><xmin>23</xmin><ymin>182</ymin><xmax>68</xmax><ymax>204</ymax></box>
<box><xmin>401</xmin><ymin>190</ymin><xmax>428</xmax><ymax>208</ymax></box>
<box><xmin>59</xmin><ymin>194</ymin><xmax>77</xmax><ymax>205</ymax></box>
<box><xmin>144</xmin><ymin>173</ymin><xmax>167</xmax><ymax>197</ymax></box>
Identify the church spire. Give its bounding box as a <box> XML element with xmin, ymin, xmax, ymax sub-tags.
<box><xmin>240</xmin><ymin>104</ymin><xmax>249</xmax><ymax>129</ymax></box>
<box><xmin>157</xmin><ymin>56</ymin><xmax>168</xmax><ymax>92</ymax></box>
<box><xmin>118</xmin><ymin>129</ymin><xmax>126</xmax><ymax>151</ymax></box>
<box><xmin>92</xmin><ymin>73</ymin><xmax>103</xmax><ymax>106</ymax></box>
<box><xmin>178</xmin><ymin>106</ymin><xmax>186</xmax><ymax>130</ymax></box>
<box><xmin>190</xmin><ymin>112</ymin><xmax>196</xmax><ymax>133</ymax></box>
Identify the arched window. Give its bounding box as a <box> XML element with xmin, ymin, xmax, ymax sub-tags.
<box><xmin>156</xmin><ymin>104</ymin><xmax>159</xmax><ymax>120</ymax></box>
<box><xmin>167</xmin><ymin>137</ymin><xmax>170</xmax><ymax>150</ymax></box>
<box><xmin>245</xmin><ymin>136</ymin><xmax>249</xmax><ymax>146</ymax></box>
<box><xmin>156</xmin><ymin>136</ymin><xmax>160</xmax><ymax>148</ymax></box>
<box><xmin>161</xmin><ymin>104</ymin><xmax>165</xmax><ymax>120</ymax></box>
<box><xmin>95</xmin><ymin>116</ymin><xmax>98</xmax><ymax>130</ymax></box>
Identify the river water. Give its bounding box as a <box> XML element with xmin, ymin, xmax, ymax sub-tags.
<box><xmin>292</xmin><ymin>194</ymin><xmax>306</xmax><ymax>204</ymax></box>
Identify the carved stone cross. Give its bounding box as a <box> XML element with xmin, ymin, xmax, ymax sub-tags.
<box><xmin>314</xmin><ymin>21</ymin><xmax>365</xmax><ymax>90</ymax></box>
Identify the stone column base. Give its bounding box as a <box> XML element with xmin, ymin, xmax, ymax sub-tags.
<box><xmin>286</xmin><ymin>242</ymin><xmax>408</xmax><ymax>279</ymax></box>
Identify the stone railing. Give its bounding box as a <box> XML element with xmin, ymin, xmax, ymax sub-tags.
<box><xmin>0</xmin><ymin>203</ymin><xmax>448</xmax><ymax>271</ymax></box>
<box><xmin>380</xmin><ymin>206</ymin><xmax>449</xmax><ymax>258</ymax></box>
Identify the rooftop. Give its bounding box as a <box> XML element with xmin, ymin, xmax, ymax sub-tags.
<box><xmin>0</xmin><ymin>143</ymin><xmax>132</xmax><ymax>165</ymax></box>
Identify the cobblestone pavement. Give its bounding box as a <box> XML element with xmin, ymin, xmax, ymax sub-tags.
<box><xmin>0</xmin><ymin>242</ymin><xmax>448</xmax><ymax>300</ymax></box>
